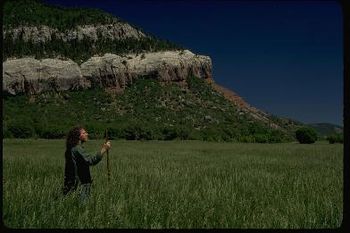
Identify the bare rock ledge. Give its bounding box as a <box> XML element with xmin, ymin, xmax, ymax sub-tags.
<box><xmin>3</xmin><ymin>50</ymin><xmax>212</xmax><ymax>95</ymax></box>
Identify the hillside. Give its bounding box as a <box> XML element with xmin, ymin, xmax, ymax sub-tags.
<box><xmin>307</xmin><ymin>123</ymin><xmax>343</xmax><ymax>138</ymax></box>
<box><xmin>2</xmin><ymin>0</ymin><xmax>303</xmax><ymax>142</ymax></box>
<box><xmin>3</xmin><ymin>76</ymin><xmax>294</xmax><ymax>142</ymax></box>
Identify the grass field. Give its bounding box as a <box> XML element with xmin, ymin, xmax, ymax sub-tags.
<box><xmin>2</xmin><ymin>139</ymin><xmax>343</xmax><ymax>229</ymax></box>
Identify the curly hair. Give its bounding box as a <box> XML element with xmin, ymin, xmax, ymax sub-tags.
<box><xmin>65</xmin><ymin>126</ymin><xmax>84</xmax><ymax>154</ymax></box>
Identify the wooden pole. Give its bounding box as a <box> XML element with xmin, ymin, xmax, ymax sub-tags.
<box><xmin>105</xmin><ymin>128</ymin><xmax>111</xmax><ymax>182</ymax></box>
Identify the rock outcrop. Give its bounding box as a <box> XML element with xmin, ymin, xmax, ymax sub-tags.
<box><xmin>3</xmin><ymin>58</ymin><xmax>89</xmax><ymax>95</ymax></box>
<box><xmin>3</xmin><ymin>50</ymin><xmax>212</xmax><ymax>95</ymax></box>
<box><xmin>81</xmin><ymin>50</ymin><xmax>212</xmax><ymax>90</ymax></box>
<box><xmin>4</xmin><ymin>23</ymin><xmax>146</xmax><ymax>44</ymax></box>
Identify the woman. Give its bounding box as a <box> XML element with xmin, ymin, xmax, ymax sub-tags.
<box><xmin>63</xmin><ymin>126</ymin><xmax>111</xmax><ymax>201</ymax></box>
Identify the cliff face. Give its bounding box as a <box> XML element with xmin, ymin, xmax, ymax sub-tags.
<box><xmin>81</xmin><ymin>50</ymin><xmax>212</xmax><ymax>90</ymax></box>
<box><xmin>3</xmin><ymin>58</ymin><xmax>89</xmax><ymax>95</ymax></box>
<box><xmin>4</xmin><ymin>23</ymin><xmax>146</xmax><ymax>43</ymax></box>
<box><xmin>3</xmin><ymin>50</ymin><xmax>212</xmax><ymax>95</ymax></box>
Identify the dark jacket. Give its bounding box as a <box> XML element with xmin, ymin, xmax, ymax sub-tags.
<box><xmin>63</xmin><ymin>144</ymin><xmax>103</xmax><ymax>194</ymax></box>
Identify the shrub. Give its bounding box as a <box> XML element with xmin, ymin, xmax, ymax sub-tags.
<box><xmin>123</xmin><ymin>125</ymin><xmax>141</xmax><ymax>140</ymax></box>
<box><xmin>267</xmin><ymin>130</ymin><xmax>287</xmax><ymax>143</ymax></box>
<box><xmin>122</xmin><ymin>125</ymin><xmax>153</xmax><ymax>140</ymax></box>
<box><xmin>40</xmin><ymin>127</ymin><xmax>66</xmax><ymax>139</ymax></box>
<box><xmin>139</xmin><ymin>127</ymin><xmax>154</xmax><ymax>140</ymax></box>
<box><xmin>162</xmin><ymin>127</ymin><xmax>178</xmax><ymax>140</ymax></box>
<box><xmin>3</xmin><ymin>125</ymin><xmax>13</xmax><ymax>138</ymax></box>
<box><xmin>176</xmin><ymin>127</ymin><xmax>191</xmax><ymax>140</ymax></box>
<box><xmin>327</xmin><ymin>134</ymin><xmax>343</xmax><ymax>144</ymax></box>
<box><xmin>295</xmin><ymin>127</ymin><xmax>317</xmax><ymax>144</ymax></box>
<box><xmin>8</xmin><ymin>122</ymin><xmax>35</xmax><ymax>138</ymax></box>
<box><xmin>201</xmin><ymin>128</ymin><xmax>223</xmax><ymax>142</ymax></box>
<box><xmin>84</xmin><ymin>127</ymin><xmax>104</xmax><ymax>140</ymax></box>
<box><xmin>239</xmin><ymin>135</ymin><xmax>255</xmax><ymax>143</ymax></box>
<box><xmin>254</xmin><ymin>134</ymin><xmax>269</xmax><ymax>143</ymax></box>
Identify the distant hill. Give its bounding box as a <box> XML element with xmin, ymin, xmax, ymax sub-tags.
<box><xmin>307</xmin><ymin>123</ymin><xmax>343</xmax><ymax>138</ymax></box>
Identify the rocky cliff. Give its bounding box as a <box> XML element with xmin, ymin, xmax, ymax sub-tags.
<box><xmin>4</xmin><ymin>23</ymin><xmax>146</xmax><ymax>44</ymax></box>
<box><xmin>3</xmin><ymin>50</ymin><xmax>212</xmax><ymax>95</ymax></box>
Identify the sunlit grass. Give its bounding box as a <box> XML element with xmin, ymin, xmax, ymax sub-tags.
<box><xmin>3</xmin><ymin>139</ymin><xmax>343</xmax><ymax>229</ymax></box>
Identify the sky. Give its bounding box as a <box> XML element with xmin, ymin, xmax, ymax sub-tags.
<box><xmin>43</xmin><ymin>0</ymin><xmax>343</xmax><ymax>126</ymax></box>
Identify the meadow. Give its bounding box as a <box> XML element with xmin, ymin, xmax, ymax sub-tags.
<box><xmin>2</xmin><ymin>139</ymin><xmax>343</xmax><ymax>229</ymax></box>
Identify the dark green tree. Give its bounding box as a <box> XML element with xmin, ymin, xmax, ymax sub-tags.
<box><xmin>295</xmin><ymin>127</ymin><xmax>318</xmax><ymax>144</ymax></box>
<box><xmin>326</xmin><ymin>133</ymin><xmax>343</xmax><ymax>144</ymax></box>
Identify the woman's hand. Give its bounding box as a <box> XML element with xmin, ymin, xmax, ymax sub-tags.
<box><xmin>101</xmin><ymin>141</ymin><xmax>111</xmax><ymax>155</ymax></box>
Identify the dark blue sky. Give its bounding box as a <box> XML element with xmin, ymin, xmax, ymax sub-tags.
<box><xmin>43</xmin><ymin>0</ymin><xmax>343</xmax><ymax>126</ymax></box>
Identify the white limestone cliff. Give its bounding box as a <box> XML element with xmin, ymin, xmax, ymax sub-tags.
<box><xmin>3</xmin><ymin>50</ymin><xmax>212</xmax><ymax>95</ymax></box>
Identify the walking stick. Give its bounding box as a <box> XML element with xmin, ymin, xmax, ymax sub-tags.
<box><xmin>105</xmin><ymin>128</ymin><xmax>111</xmax><ymax>182</ymax></box>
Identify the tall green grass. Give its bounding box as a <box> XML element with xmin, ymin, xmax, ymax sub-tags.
<box><xmin>3</xmin><ymin>139</ymin><xmax>343</xmax><ymax>229</ymax></box>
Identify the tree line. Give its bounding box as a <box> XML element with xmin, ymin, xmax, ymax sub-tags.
<box><xmin>3</xmin><ymin>35</ymin><xmax>184</xmax><ymax>64</ymax></box>
<box><xmin>4</xmin><ymin>0</ymin><xmax>116</xmax><ymax>30</ymax></box>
